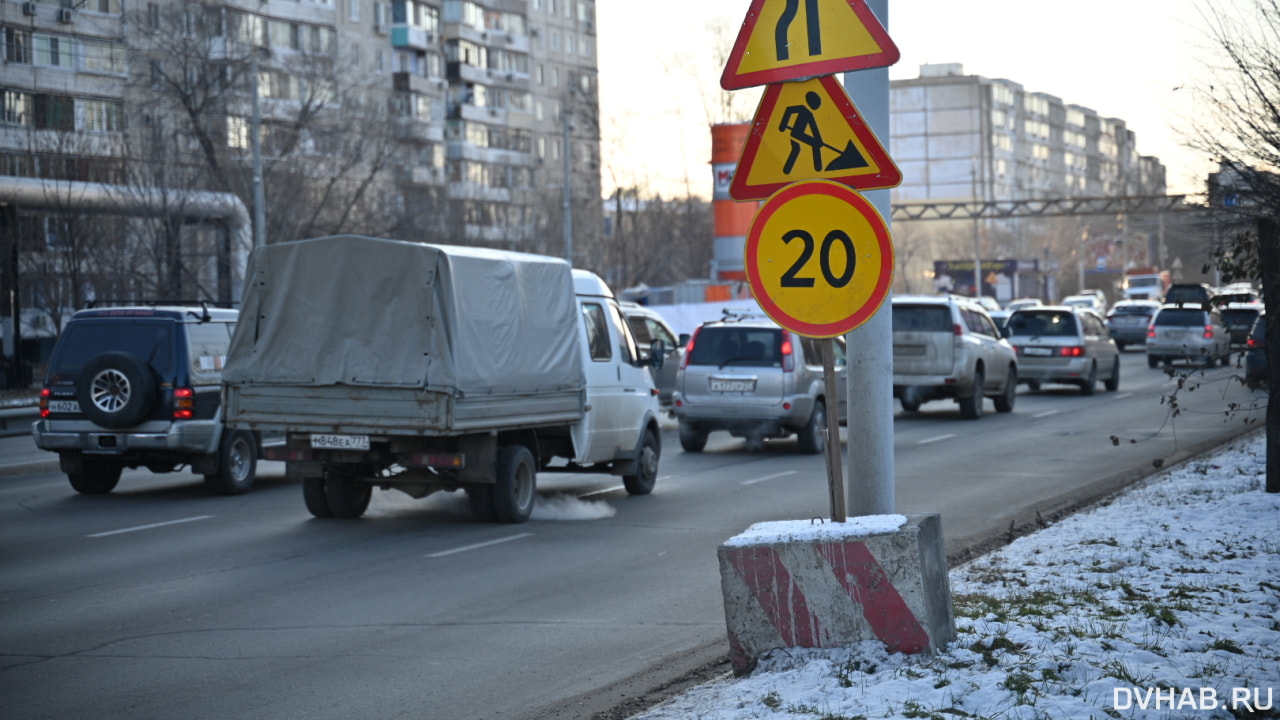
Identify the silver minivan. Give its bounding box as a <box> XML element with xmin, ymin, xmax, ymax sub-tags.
<box><xmin>1147</xmin><ymin>304</ymin><xmax>1231</xmax><ymax>368</ymax></box>
<box><xmin>671</xmin><ymin>313</ymin><xmax>845</xmax><ymax>454</ymax></box>
<box><xmin>1004</xmin><ymin>307</ymin><xmax>1120</xmax><ymax>394</ymax></box>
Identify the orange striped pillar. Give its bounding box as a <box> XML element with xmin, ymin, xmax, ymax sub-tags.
<box><xmin>711</xmin><ymin>123</ymin><xmax>757</xmax><ymax>283</ymax></box>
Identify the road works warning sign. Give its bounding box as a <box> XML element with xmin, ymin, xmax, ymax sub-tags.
<box><xmin>730</xmin><ymin>75</ymin><xmax>901</xmax><ymax>201</ymax></box>
<box><xmin>720</xmin><ymin>0</ymin><xmax>899</xmax><ymax>90</ymax></box>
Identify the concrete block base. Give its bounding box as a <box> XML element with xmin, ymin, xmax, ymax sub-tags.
<box><xmin>718</xmin><ymin>513</ymin><xmax>955</xmax><ymax>675</ymax></box>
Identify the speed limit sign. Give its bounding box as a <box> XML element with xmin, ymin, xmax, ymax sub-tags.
<box><xmin>745</xmin><ymin>180</ymin><xmax>894</xmax><ymax>338</ymax></box>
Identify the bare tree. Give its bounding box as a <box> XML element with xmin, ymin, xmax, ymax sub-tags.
<box><xmin>1185</xmin><ymin>0</ymin><xmax>1279</xmax><ymax>492</ymax></box>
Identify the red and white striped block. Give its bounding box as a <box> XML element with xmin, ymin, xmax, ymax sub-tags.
<box><xmin>717</xmin><ymin>514</ymin><xmax>954</xmax><ymax>675</ymax></box>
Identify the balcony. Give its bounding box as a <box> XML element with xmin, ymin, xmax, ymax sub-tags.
<box><xmin>391</xmin><ymin>26</ymin><xmax>437</xmax><ymax>51</ymax></box>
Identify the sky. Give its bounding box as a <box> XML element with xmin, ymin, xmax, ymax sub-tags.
<box><xmin>596</xmin><ymin>0</ymin><xmax>1241</xmax><ymax>201</ymax></box>
<box><xmin>627</xmin><ymin>431</ymin><xmax>1280</xmax><ymax>720</ymax></box>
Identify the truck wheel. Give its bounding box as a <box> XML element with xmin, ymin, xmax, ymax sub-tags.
<box><xmin>796</xmin><ymin>400</ymin><xmax>826</xmax><ymax>455</ymax></box>
<box><xmin>993</xmin><ymin>367</ymin><xmax>1017</xmax><ymax>413</ymax></box>
<box><xmin>1080</xmin><ymin>362</ymin><xmax>1097</xmax><ymax>396</ymax></box>
<box><xmin>67</xmin><ymin>461</ymin><xmax>122</xmax><ymax>494</ymax></box>
<box><xmin>76</xmin><ymin>352</ymin><xmax>156</xmax><ymax>429</ymax></box>
<box><xmin>678</xmin><ymin>420</ymin><xmax>708</xmax><ymax>453</ymax></box>
<box><xmin>467</xmin><ymin>486</ymin><xmax>497</xmax><ymax>522</ymax></box>
<box><xmin>325</xmin><ymin>469</ymin><xmax>371</xmax><ymax>519</ymax></box>
<box><xmin>1104</xmin><ymin>358</ymin><xmax>1120</xmax><ymax>392</ymax></box>
<box><xmin>204</xmin><ymin>430</ymin><xmax>258</xmax><ymax>495</ymax></box>
<box><xmin>493</xmin><ymin>445</ymin><xmax>536</xmax><ymax>523</ymax></box>
<box><xmin>623</xmin><ymin>429</ymin><xmax>660</xmax><ymax>496</ymax></box>
<box><xmin>959</xmin><ymin>370</ymin><xmax>984</xmax><ymax>420</ymax></box>
<box><xmin>900</xmin><ymin>387</ymin><xmax>922</xmax><ymax>412</ymax></box>
<box><xmin>303</xmin><ymin>476</ymin><xmax>334</xmax><ymax>518</ymax></box>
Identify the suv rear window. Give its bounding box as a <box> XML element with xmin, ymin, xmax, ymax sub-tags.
<box><xmin>1154</xmin><ymin>309</ymin><xmax>1206</xmax><ymax>327</ymax></box>
<box><xmin>893</xmin><ymin>305</ymin><xmax>951</xmax><ymax>332</ymax></box>
<box><xmin>1007</xmin><ymin>310</ymin><xmax>1078</xmax><ymax>336</ymax></box>
<box><xmin>48</xmin><ymin>321</ymin><xmax>175</xmax><ymax>383</ymax></box>
<box><xmin>1221</xmin><ymin>308</ymin><xmax>1261</xmax><ymax>326</ymax></box>
<box><xmin>688</xmin><ymin>327</ymin><xmax>782</xmax><ymax>368</ymax></box>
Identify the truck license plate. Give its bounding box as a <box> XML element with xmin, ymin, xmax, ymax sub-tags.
<box><xmin>310</xmin><ymin>434</ymin><xmax>370</xmax><ymax>451</ymax></box>
<box><xmin>49</xmin><ymin>400</ymin><xmax>81</xmax><ymax>414</ymax></box>
<box><xmin>710</xmin><ymin>378</ymin><xmax>755</xmax><ymax>393</ymax></box>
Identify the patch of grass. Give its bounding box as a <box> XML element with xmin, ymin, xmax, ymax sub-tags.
<box><xmin>1099</xmin><ymin>659</ymin><xmax>1154</xmax><ymax>686</ymax></box>
<box><xmin>1209</xmin><ymin>638</ymin><xmax>1245</xmax><ymax>654</ymax></box>
<box><xmin>1142</xmin><ymin>603</ymin><xmax>1181</xmax><ymax>627</ymax></box>
<box><xmin>831</xmin><ymin>656</ymin><xmax>877</xmax><ymax>688</ymax></box>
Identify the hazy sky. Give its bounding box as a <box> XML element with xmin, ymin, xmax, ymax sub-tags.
<box><xmin>596</xmin><ymin>0</ymin><xmax>1232</xmax><ymax>200</ymax></box>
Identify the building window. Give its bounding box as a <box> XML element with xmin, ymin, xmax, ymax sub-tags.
<box><xmin>34</xmin><ymin>36</ymin><xmax>75</xmax><ymax>69</ymax></box>
<box><xmin>79</xmin><ymin>98</ymin><xmax>122</xmax><ymax>132</ymax></box>
<box><xmin>81</xmin><ymin>38</ymin><xmax>127</xmax><ymax>74</ymax></box>
<box><xmin>34</xmin><ymin>94</ymin><xmax>75</xmax><ymax>130</ymax></box>
<box><xmin>349</xmin><ymin>0</ymin><xmax>360</xmax><ymax>22</ymax></box>
<box><xmin>1</xmin><ymin>89</ymin><xmax>33</xmax><ymax>126</ymax></box>
<box><xmin>4</xmin><ymin>27</ymin><xmax>31</xmax><ymax>64</ymax></box>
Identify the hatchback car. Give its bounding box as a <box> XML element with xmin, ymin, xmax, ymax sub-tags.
<box><xmin>1105</xmin><ymin>300</ymin><xmax>1162</xmax><ymax>351</ymax></box>
<box><xmin>1219</xmin><ymin>303</ymin><xmax>1263</xmax><ymax>349</ymax></box>
<box><xmin>1004</xmin><ymin>307</ymin><xmax>1120</xmax><ymax>394</ymax></box>
<box><xmin>892</xmin><ymin>295</ymin><xmax>1017</xmax><ymax>419</ymax></box>
<box><xmin>672</xmin><ymin>313</ymin><xmax>845</xmax><ymax>453</ymax></box>
<box><xmin>31</xmin><ymin>304</ymin><xmax>262</xmax><ymax>495</ymax></box>
<box><xmin>1245</xmin><ymin>315</ymin><xmax>1267</xmax><ymax>388</ymax></box>
<box><xmin>1146</xmin><ymin>304</ymin><xmax>1231</xmax><ymax>368</ymax></box>
<box><xmin>621</xmin><ymin>301</ymin><xmax>684</xmax><ymax>411</ymax></box>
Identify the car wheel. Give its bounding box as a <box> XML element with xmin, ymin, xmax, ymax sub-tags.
<box><xmin>492</xmin><ymin>445</ymin><xmax>536</xmax><ymax>523</ymax></box>
<box><xmin>959</xmin><ymin>370</ymin><xmax>984</xmax><ymax>420</ymax></box>
<box><xmin>1104</xmin><ymin>358</ymin><xmax>1120</xmax><ymax>392</ymax></box>
<box><xmin>623</xmin><ymin>429</ymin><xmax>660</xmax><ymax>496</ymax></box>
<box><xmin>1080</xmin><ymin>361</ymin><xmax>1098</xmax><ymax>396</ymax></box>
<box><xmin>678</xmin><ymin>420</ymin><xmax>708</xmax><ymax>453</ymax></box>
<box><xmin>1147</xmin><ymin>355</ymin><xmax>1159</xmax><ymax>369</ymax></box>
<box><xmin>302</xmin><ymin>475</ymin><xmax>334</xmax><ymax>518</ymax></box>
<box><xmin>324</xmin><ymin>468</ymin><xmax>372</xmax><ymax>519</ymax></box>
<box><xmin>796</xmin><ymin>400</ymin><xmax>826</xmax><ymax>455</ymax></box>
<box><xmin>67</xmin><ymin>461</ymin><xmax>122</xmax><ymax>494</ymax></box>
<box><xmin>204</xmin><ymin>430</ymin><xmax>258</xmax><ymax>495</ymax></box>
<box><xmin>900</xmin><ymin>387</ymin><xmax>922</xmax><ymax>412</ymax></box>
<box><xmin>76</xmin><ymin>352</ymin><xmax>157</xmax><ymax>429</ymax></box>
<box><xmin>993</xmin><ymin>367</ymin><xmax>1016</xmax><ymax>413</ymax></box>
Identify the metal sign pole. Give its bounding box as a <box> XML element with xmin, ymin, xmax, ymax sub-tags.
<box><xmin>823</xmin><ymin>338</ymin><xmax>846</xmax><ymax>522</ymax></box>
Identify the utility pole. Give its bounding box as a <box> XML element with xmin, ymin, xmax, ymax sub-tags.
<box><xmin>562</xmin><ymin>108</ymin><xmax>573</xmax><ymax>265</ymax></box>
<box><xmin>250</xmin><ymin>49</ymin><xmax>266</xmax><ymax>249</ymax></box>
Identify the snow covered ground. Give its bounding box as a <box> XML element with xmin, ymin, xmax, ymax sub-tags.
<box><xmin>631</xmin><ymin>431</ymin><xmax>1279</xmax><ymax>720</ymax></box>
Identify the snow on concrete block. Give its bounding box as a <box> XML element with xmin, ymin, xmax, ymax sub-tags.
<box><xmin>718</xmin><ymin>513</ymin><xmax>955</xmax><ymax>675</ymax></box>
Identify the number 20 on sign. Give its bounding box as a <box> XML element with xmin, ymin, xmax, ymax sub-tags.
<box><xmin>745</xmin><ymin>180</ymin><xmax>894</xmax><ymax>338</ymax></box>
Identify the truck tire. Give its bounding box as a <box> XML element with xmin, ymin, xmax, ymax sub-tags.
<box><xmin>76</xmin><ymin>352</ymin><xmax>156</xmax><ymax>429</ymax></box>
<box><xmin>493</xmin><ymin>445</ymin><xmax>536</xmax><ymax>523</ymax></box>
<box><xmin>623</xmin><ymin>429</ymin><xmax>660</xmax><ymax>496</ymax></box>
<box><xmin>204</xmin><ymin>430</ymin><xmax>258</xmax><ymax>495</ymax></box>
<box><xmin>303</xmin><ymin>476</ymin><xmax>334</xmax><ymax>518</ymax></box>
<box><xmin>993</xmin><ymin>367</ymin><xmax>1017</xmax><ymax>413</ymax></box>
<box><xmin>67</xmin><ymin>460</ymin><xmax>122</xmax><ymax>494</ymax></box>
<box><xmin>325</xmin><ymin>469</ymin><xmax>371</xmax><ymax>519</ymax></box>
<box><xmin>959</xmin><ymin>369</ymin><xmax>984</xmax><ymax>420</ymax></box>
<box><xmin>678</xmin><ymin>420</ymin><xmax>708</xmax><ymax>452</ymax></box>
<box><xmin>796</xmin><ymin>399</ymin><xmax>826</xmax><ymax>455</ymax></box>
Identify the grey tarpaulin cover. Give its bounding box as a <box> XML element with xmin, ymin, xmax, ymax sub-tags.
<box><xmin>223</xmin><ymin>235</ymin><xmax>586</xmax><ymax>397</ymax></box>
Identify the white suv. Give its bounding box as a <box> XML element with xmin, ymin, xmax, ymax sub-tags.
<box><xmin>892</xmin><ymin>295</ymin><xmax>1018</xmax><ymax>419</ymax></box>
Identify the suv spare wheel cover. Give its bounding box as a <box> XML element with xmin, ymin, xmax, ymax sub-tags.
<box><xmin>76</xmin><ymin>352</ymin><xmax>158</xmax><ymax>429</ymax></box>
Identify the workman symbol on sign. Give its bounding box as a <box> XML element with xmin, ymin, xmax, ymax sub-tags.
<box><xmin>779</xmin><ymin>91</ymin><xmax>871</xmax><ymax>176</ymax></box>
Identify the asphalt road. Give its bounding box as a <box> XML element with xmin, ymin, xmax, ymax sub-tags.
<box><xmin>0</xmin><ymin>352</ymin><xmax>1265</xmax><ymax>720</ymax></box>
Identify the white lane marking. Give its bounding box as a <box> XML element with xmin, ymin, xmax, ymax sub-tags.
<box><xmin>917</xmin><ymin>434</ymin><xmax>956</xmax><ymax>446</ymax></box>
<box><xmin>578</xmin><ymin>485</ymin><xmax>625</xmax><ymax>498</ymax></box>
<box><xmin>1112</xmin><ymin>392</ymin><xmax>1133</xmax><ymax>400</ymax></box>
<box><xmin>425</xmin><ymin>533</ymin><xmax>534</xmax><ymax>558</ymax></box>
<box><xmin>743</xmin><ymin>470</ymin><xmax>798</xmax><ymax>486</ymax></box>
<box><xmin>87</xmin><ymin>515</ymin><xmax>215</xmax><ymax>538</ymax></box>
<box><xmin>1033</xmin><ymin>410</ymin><xmax>1060</xmax><ymax>419</ymax></box>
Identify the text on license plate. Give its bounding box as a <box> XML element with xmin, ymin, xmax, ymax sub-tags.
<box><xmin>310</xmin><ymin>434</ymin><xmax>370</xmax><ymax>451</ymax></box>
<box><xmin>710</xmin><ymin>378</ymin><xmax>756</xmax><ymax>393</ymax></box>
<box><xmin>49</xmin><ymin>400</ymin><xmax>81</xmax><ymax>414</ymax></box>
<box><xmin>1023</xmin><ymin>347</ymin><xmax>1053</xmax><ymax>357</ymax></box>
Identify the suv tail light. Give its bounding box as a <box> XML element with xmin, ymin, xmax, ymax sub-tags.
<box><xmin>780</xmin><ymin>331</ymin><xmax>795</xmax><ymax>372</ymax></box>
<box><xmin>173</xmin><ymin>387</ymin><xmax>195</xmax><ymax>419</ymax></box>
<box><xmin>39</xmin><ymin>387</ymin><xmax>50</xmax><ymax>419</ymax></box>
<box><xmin>1203</xmin><ymin>325</ymin><xmax>1214</xmax><ymax>339</ymax></box>
<box><xmin>1059</xmin><ymin>346</ymin><xmax>1085</xmax><ymax>357</ymax></box>
<box><xmin>1148</xmin><ymin>325</ymin><xmax>1157</xmax><ymax>339</ymax></box>
<box><xmin>953</xmin><ymin>323</ymin><xmax>964</xmax><ymax>337</ymax></box>
<box><xmin>1248</xmin><ymin>336</ymin><xmax>1258</xmax><ymax>349</ymax></box>
<box><xmin>681</xmin><ymin>327</ymin><xmax>701</xmax><ymax>369</ymax></box>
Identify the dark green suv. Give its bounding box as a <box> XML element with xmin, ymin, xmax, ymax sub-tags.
<box><xmin>31</xmin><ymin>305</ymin><xmax>261</xmax><ymax>495</ymax></box>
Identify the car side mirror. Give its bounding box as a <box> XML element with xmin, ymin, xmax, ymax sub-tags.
<box><xmin>647</xmin><ymin>338</ymin><xmax>666</xmax><ymax>371</ymax></box>
<box><xmin>678</xmin><ymin>333</ymin><xmax>691</xmax><ymax>348</ymax></box>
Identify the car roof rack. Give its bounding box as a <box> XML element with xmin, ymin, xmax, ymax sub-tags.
<box><xmin>719</xmin><ymin>307</ymin><xmax>771</xmax><ymax>323</ymax></box>
<box><xmin>83</xmin><ymin>299</ymin><xmax>237</xmax><ymax>322</ymax></box>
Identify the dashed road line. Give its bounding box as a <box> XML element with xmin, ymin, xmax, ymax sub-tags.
<box><xmin>743</xmin><ymin>470</ymin><xmax>798</xmax><ymax>486</ymax></box>
<box><xmin>426</xmin><ymin>533</ymin><xmax>534</xmax><ymax>558</ymax></box>
<box><xmin>916</xmin><ymin>434</ymin><xmax>956</xmax><ymax>446</ymax></box>
<box><xmin>87</xmin><ymin>515</ymin><xmax>215</xmax><ymax>538</ymax></box>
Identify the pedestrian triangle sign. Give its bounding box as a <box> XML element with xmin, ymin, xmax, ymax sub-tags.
<box><xmin>720</xmin><ymin>0</ymin><xmax>899</xmax><ymax>91</ymax></box>
<box><xmin>730</xmin><ymin>75</ymin><xmax>901</xmax><ymax>202</ymax></box>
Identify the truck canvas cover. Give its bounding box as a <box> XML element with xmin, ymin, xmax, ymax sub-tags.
<box><xmin>223</xmin><ymin>236</ymin><xmax>585</xmax><ymax>398</ymax></box>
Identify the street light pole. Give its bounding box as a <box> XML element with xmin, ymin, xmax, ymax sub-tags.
<box><xmin>562</xmin><ymin>109</ymin><xmax>573</xmax><ymax>265</ymax></box>
<box><xmin>249</xmin><ymin>49</ymin><xmax>266</xmax><ymax>249</ymax></box>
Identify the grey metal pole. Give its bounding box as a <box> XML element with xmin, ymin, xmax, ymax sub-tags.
<box><xmin>842</xmin><ymin>0</ymin><xmax>894</xmax><ymax>517</ymax></box>
<box><xmin>250</xmin><ymin>50</ymin><xmax>266</xmax><ymax>249</ymax></box>
<box><xmin>562</xmin><ymin>113</ymin><xmax>573</xmax><ymax>264</ymax></box>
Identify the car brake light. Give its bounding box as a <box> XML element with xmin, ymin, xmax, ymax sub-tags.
<box><xmin>1148</xmin><ymin>325</ymin><xmax>1156</xmax><ymax>339</ymax></box>
<box><xmin>1203</xmin><ymin>325</ymin><xmax>1214</xmax><ymax>339</ymax></box>
<box><xmin>1059</xmin><ymin>346</ymin><xmax>1085</xmax><ymax>357</ymax></box>
<box><xmin>39</xmin><ymin>387</ymin><xmax>50</xmax><ymax>419</ymax></box>
<box><xmin>780</xmin><ymin>331</ymin><xmax>795</xmax><ymax>372</ymax></box>
<box><xmin>1247</xmin><ymin>337</ymin><xmax>1257</xmax><ymax>349</ymax></box>
<box><xmin>682</xmin><ymin>327</ymin><xmax>701</xmax><ymax>369</ymax></box>
<box><xmin>953</xmin><ymin>323</ymin><xmax>964</xmax><ymax>337</ymax></box>
<box><xmin>174</xmin><ymin>387</ymin><xmax>195</xmax><ymax>420</ymax></box>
